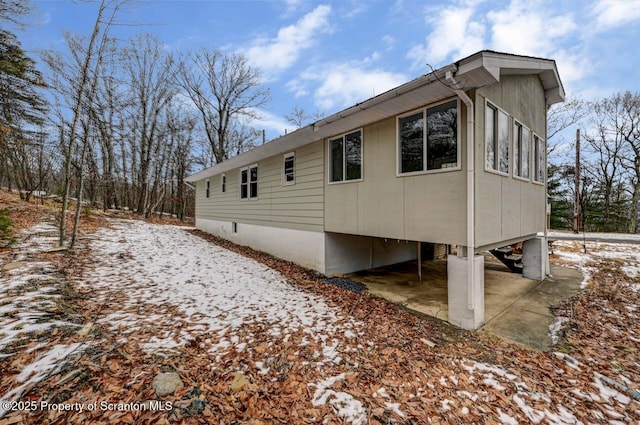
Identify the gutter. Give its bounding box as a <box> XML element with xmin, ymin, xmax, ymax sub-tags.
<box><xmin>446</xmin><ymin>70</ymin><xmax>476</xmax><ymax>310</ymax></box>
<box><xmin>186</xmin><ymin>64</ymin><xmax>458</xmax><ymax>183</ymax></box>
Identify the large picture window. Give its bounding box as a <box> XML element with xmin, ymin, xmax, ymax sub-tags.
<box><xmin>398</xmin><ymin>99</ymin><xmax>458</xmax><ymax>174</ymax></box>
<box><xmin>513</xmin><ymin>121</ymin><xmax>531</xmax><ymax>179</ymax></box>
<box><xmin>240</xmin><ymin>164</ymin><xmax>258</xmax><ymax>199</ymax></box>
<box><xmin>329</xmin><ymin>130</ymin><xmax>362</xmax><ymax>182</ymax></box>
<box><xmin>485</xmin><ymin>102</ymin><xmax>509</xmax><ymax>174</ymax></box>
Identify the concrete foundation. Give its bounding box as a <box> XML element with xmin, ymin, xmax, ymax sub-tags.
<box><xmin>325</xmin><ymin>233</ymin><xmax>417</xmax><ymax>275</ymax></box>
<box><xmin>523</xmin><ymin>236</ymin><xmax>547</xmax><ymax>280</ymax></box>
<box><xmin>447</xmin><ymin>254</ymin><xmax>485</xmax><ymax>329</ymax></box>
<box><xmin>196</xmin><ymin>218</ymin><xmax>326</xmax><ymax>272</ymax></box>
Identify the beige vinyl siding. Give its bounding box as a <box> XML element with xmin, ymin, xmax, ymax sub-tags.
<box><xmin>475</xmin><ymin>75</ymin><xmax>547</xmax><ymax>247</ymax></box>
<box><xmin>195</xmin><ymin>141</ymin><xmax>324</xmax><ymax>232</ymax></box>
<box><xmin>325</xmin><ymin>113</ymin><xmax>467</xmax><ymax>245</ymax></box>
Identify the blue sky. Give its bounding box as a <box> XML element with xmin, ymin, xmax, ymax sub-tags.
<box><xmin>19</xmin><ymin>0</ymin><xmax>640</xmax><ymax>141</ymax></box>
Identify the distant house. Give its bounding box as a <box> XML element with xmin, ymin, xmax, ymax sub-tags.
<box><xmin>186</xmin><ymin>50</ymin><xmax>565</xmax><ymax>329</ymax></box>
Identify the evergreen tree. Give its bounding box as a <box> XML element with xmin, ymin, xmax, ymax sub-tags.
<box><xmin>547</xmin><ymin>163</ymin><xmax>573</xmax><ymax>230</ymax></box>
<box><xmin>0</xmin><ymin>0</ymin><xmax>47</xmax><ymax>152</ymax></box>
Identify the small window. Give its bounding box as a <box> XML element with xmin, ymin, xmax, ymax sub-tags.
<box><xmin>533</xmin><ymin>135</ymin><xmax>545</xmax><ymax>183</ymax></box>
<box><xmin>398</xmin><ymin>99</ymin><xmax>458</xmax><ymax>174</ymax></box>
<box><xmin>513</xmin><ymin>121</ymin><xmax>531</xmax><ymax>179</ymax></box>
<box><xmin>205</xmin><ymin>180</ymin><xmax>210</xmax><ymax>198</ymax></box>
<box><xmin>485</xmin><ymin>102</ymin><xmax>509</xmax><ymax>174</ymax></box>
<box><xmin>221</xmin><ymin>174</ymin><xmax>226</xmax><ymax>193</ymax></box>
<box><xmin>283</xmin><ymin>153</ymin><xmax>295</xmax><ymax>185</ymax></box>
<box><xmin>329</xmin><ymin>130</ymin><xmax>362</xmax><ymax>182</ymax></box>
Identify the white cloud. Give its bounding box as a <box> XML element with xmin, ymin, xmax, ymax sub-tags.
<box><xmin>591</xmin><ymin>0</ymin><xmax>640</xmax><ymax>31</ymax></box>
<box><xmin>381</xmin><ymin>35</ymin><xmax>395</xmax><ymax>51</ymax></box>
<box><xmin>487</xmin><ymin>1</ymin><xmax>577</xmax><ymax>57</ymax></box>
<box><xmin>243</xmin><ymin>5</ymin><xmax>332</xmax><ymax>79</ymax></box>
<box><xmin>407</xmin><ymin>5</ymin><xmax>485</xmax><ymax>68</ymax></box>
<box><xmin>292</xmin><ymin>63</ymin><xmax>407</xmax><ymax>111</ymax></box>
<box><xmin>552</xmin><ymin>49</ymin><xmax>590</xmax><ymax>86</ymax></box>
<box><xmin>252</xmin><ymin>108</ymin><xmax>293</xmax><ymax>136</ymax></box>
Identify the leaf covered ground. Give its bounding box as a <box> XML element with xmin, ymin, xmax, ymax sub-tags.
<box><xmin>0</xmin><ymin>192</ymin><xmax>639</xmax><ymax>424</ymax></box>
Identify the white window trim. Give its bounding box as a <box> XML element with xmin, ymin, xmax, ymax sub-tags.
<box><xmin>484</xmin><ymin>100</ymin><xmax>510</xmax><ymax>177</ymax></box>
<box><xmin>395</xmin><ymin>97</ymin><xmax>461</xmax><ymax>177</ymax></box>
<box><xmin>282</xmin><ymin>152</ymin><xmax>295</xmax><ymax>186</ymax></box>
<box><xmin>532</xmin><ymin>133</ymin><xmax>545</xmax><ymax>185</ymax></box>
<box><xmin>513</xmin><ymin>120</ymin><xmax>531</xmax><ymax>182</ymax></box>
<box><xmin>239</xmin><ymin>163</ymin><xmax>259</xmax><ymax>200</ymax></box>
<box><xmin>327</xmin><ymin>128</ymin><xmax>364</xmax><ymax>185</ymax></box>
<box><xmin>221</xmin><ymin>173</ymin><xmax>226</xmax><ymax>193</ymax></box>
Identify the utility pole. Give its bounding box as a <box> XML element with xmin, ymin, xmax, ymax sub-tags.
<box><xmin>572</xmin><ymin>129</ymin><xmax>581</xmax><ymax>234</ymax></box>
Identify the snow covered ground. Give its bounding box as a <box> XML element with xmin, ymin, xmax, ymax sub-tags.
<box><xmin>79</xmin><ymin>220</ymin><xmax>369</xmax><ymax>423</ymax></box>
<box><xmin>2</xmin><ymin>218</ymin><xmax>639</xmax><ymax>424</ymax></box>
<box><xmin>0</xmin><ymin>222</ymin><xmax>84</xmax><ymax>417</ymax></box>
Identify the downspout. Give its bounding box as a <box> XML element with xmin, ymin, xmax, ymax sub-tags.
<box><xmin>446</xmin><ymin>70</ymin><xmax>476</xmax><ymax>310</ymax></box>
<box><xmin>544</xmin><ymin>105</ymin><xmax>551</xmax><ymax>276</ymax></box>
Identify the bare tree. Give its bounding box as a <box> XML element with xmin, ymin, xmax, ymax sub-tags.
<box><xmin>285</xmin><ymin>106</ymin><xmax>324</xmax><ymax>129</ymax></box>
<box><xmin>175</xmin><ymin>48</ymin><xmax>269</xmax><ymax>163</ymax></box>
<box><xmin>608</xmin><ymin>92</ymin><xmax>640</xmax><ymax>232</ymax></box>
<box><xmin>583</xmin><ymin>99</ymin><xmax>628</xmax><ymax>232</ymax></box>
<box><xmin>42</xmin><ymin>0</ymin><xmax>124</xmax><ymax>247</ymax></box>
<box><xmin>121</xmin><ymin>33</ymin><xmax>175</xmax><ymax>217</ymax></box>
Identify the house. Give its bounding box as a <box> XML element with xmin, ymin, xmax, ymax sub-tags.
<box><xmin>185</xmin><ymin>50</ymin><xmax>565</xmax><ymax>329</ymax></box>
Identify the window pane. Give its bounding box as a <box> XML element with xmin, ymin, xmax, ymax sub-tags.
<box><xmin>206</xmin><ymin>180</ymin><xmax>210</xmax><ymax>198</ymax></box>
<box><xmin>535</xmin><ymin>136</ymin><xmax>545</xmax><ymax>182</ymax></box>
<box><xmin>284</xmin><ymin>155</ymin><xmax>295</xmax><ymax>183</ymax></box>
<box><xmin>514</xmin><ymin>123</ymin><xmax>521</xmax><ymax>177</ymax></box>
<box><xmin>426</xmin><ymin>100</ymin><xmax>457</xmax><ymax>170</ymax></box>
<box><xmin>284</xmin><ymin>156</ymin><xmax>294</xmax><ymax>182</ymax></box>
<box><xmin>330</xmin><ymin>137</ymin><xmax>344</xmax><ymax>182</ymax></box>
<box><xmin>241</xmin><ymin>170</ymin><xmax>248</xmax><ymax>199</ymax></box>
<box><xmin>250</xmin><ymin>166</ymin><xmax>258</xmax><ymax>197</ymax></box>
<box><xmin>222</xmin><ymin>175</ymin><xmax>226</xmax><ymax>192</ymax></box>
<box><xmin>485</xmin><ymin>105</ymin><xmax>495</xmax><ymax>169</ymax></box>
<box><xmin>498</xmin><ymin>109</ymin><xmax>509</xmax><ymax>173</ymax></box>
<box><xmin>522</xmin><ymin>129</ymin><xmax>530</xmax><ymax>178</ymax></box>
<box><xmin>400</xmin><ymin>112</ymin><xmax>424</xmax><ymax>173</ymax></box>
<box><xmin>345</xmin><ymin>131</ymin><xmax>362</xmax><ymax>180</ymax></box>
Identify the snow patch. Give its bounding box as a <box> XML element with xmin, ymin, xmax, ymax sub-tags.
<box><xmin>310</xmin><ymin>374</ymin><xmax>366</xmax><ymax>425</ymax></box>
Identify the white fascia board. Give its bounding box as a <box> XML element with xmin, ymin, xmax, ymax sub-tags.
<box><xmin>455</xmin><ymin>51</ymin><xmax>565</xmax><ymax>106</ymax></box>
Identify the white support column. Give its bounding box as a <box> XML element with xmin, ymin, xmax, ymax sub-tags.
<box><xmin>523</xmin><ymin>237</ymin><xmax>547</xmax><ymax>280</ymax></box>
<box><xmin>447</xmin><ymin>254</ymin><xmax>485</xmax><ymax>329</ymax></box>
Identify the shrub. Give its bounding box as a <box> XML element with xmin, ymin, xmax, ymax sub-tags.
<box><xmin>0</xmin><ymin>208</ymin><xmax>16</xmax><ymax>246</ymax></box>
